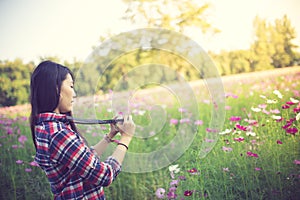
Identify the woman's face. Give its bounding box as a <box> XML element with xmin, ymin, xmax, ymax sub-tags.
<box><xmin>55</xmin><ymin>73</ymin><xmax>76</xmax><ymax>113</ymax></box>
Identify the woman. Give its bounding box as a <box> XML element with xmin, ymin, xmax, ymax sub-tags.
<box><xmin>30</xmin><ymin>60</ymin><xmax>135</xmax><ymax>199</ymax></box>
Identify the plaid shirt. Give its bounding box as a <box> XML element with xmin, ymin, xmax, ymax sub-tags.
<box><xmin>34</xmin><ymin>112</ymin><xmax>121</xmax><ymax>200</ymax></box>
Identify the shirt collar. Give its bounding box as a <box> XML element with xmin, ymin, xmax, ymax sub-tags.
<box><xmin>36</xmin><ymin>112</ymin><xmax>69</xmax><ymax>125</ymax></box>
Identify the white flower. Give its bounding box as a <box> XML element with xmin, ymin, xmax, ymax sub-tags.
<box><xmin>290</xmin><ymin>97</ymin><xmax>299</xmax><ymax>104</ymax></box>
<box><xmin>219</xmin><ymin>129</ymin><xmax>232</xmax><ymax>135</ymax></box>
<box><xmin>260</xmin><ymin>95</ymin><xmax>266</xmax><ymax>99</ymax></box>
<box><xmin>273</xmin><ymin>90</ymin><xmax>283</xmax><ymax>99</ymax></box>
<box><xmin>267</xmin><ymin>99</ymin><xmax>278</xmax><ymax>104</ymax></box>
<box><xmin>296</xmin><ymin>113</ymin><xmax>300</xmax><ymax>121</ymax></box>
<box><xmin>169</xmin><ymin>164</ymin><xmax>180</xmax><ymax>173</ymax></box>
<box><xmin>246</xmin><ymin>131</ymin><xmax>256</xmax><ymax>136</ymax></box>
<box><xmin>138</xmin><ymin>110</ymin><xmax>146</xmax><ymax>115</ymax></box>
<box><xmin>251</xmin><ymin>107</ymin><xmax>261</xmax><ymax>112</ymax></box>
<box><xmin>271</xmin><ymin>115</ymin><xmax>282</xmax><ymax>120</ymax></box>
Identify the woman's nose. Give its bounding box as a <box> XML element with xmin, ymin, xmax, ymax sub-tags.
<box><xmin>73</xmin><ymin>89</ymin><xmax>77</xmax><ymax>98</ymax></box>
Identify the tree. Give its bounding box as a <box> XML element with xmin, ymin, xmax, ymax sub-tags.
<box><xmin>270</xmin><ymin>15</ymin><xmax>298</xmax><ymax>68</ymax></box>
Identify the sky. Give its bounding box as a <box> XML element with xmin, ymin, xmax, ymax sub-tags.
<box><xmin>0</xmin><ymin>0</ymin><xmax>299</xmax><ymax>63</ymax></box>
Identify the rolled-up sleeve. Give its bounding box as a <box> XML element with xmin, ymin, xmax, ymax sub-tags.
<box><xmin>49</xmin><ymin>129</ymin><xmax>121</xmax><ymax>187</ymax></box>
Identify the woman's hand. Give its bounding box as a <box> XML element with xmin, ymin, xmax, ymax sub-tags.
<box><xmin>107</xmin><ymin>116</ymin><xmax>120</xmax><ymax>139</ymax></box>
<box><xmin>117</xmin><ymin>115</ymin><xmax>135</xmax><ymax>139</ymax></box>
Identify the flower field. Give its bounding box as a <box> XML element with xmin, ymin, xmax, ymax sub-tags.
<box><xmin>0</xmin><ymin>67</ymin><xmax>300</xmax><ymax>200</ymax></box>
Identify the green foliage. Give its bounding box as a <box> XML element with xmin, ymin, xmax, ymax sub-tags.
<box><xmin>0</xmin><ymin>59</ymin><xmax>34</xmax><ymax>106</ymax></box>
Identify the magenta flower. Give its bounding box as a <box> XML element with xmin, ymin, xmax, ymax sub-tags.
<box><xmin>155</xmin><ymin>188</ymin><xmax>165</xmax><ymax>199</ymax></box>
<box><xmin>294</xmin><ymin>160</ymin><xmax>300</xmax><ymax>165</ymax></box>
<box><xmin>184</xmin><ymin>190</ymin><xmax>193</xmax><ymax>196</ymax></box>
<box><xmin>293</xmin><ymin>107</ymin><xmax>300</xmax><ymax>113</ymax></box>
<box><xmin>229</xmin><ymin>116</ymin><xmax>242</xmax><ymax>122</ymax></box>
<box><xmin>167</xmin><ymin>191</ymin><xmax>177</xmax><ymax>199</ymax></box>
<box><xmin>236</xmin><ymin>124</ymin><xmax>247</xmax><ymax>131</ymax></box>
<box><xmin>282</xmin><ymin>104</ymin><xmax>290</xmax><ymax>109</ymax></box>
<box><xmin>247</xmin><ymin>151</ymin><xmax>259</xmax><ymax>158</ymax></box>
<box><xmin>276</xmin><ymin>140</ymin><xmax>283</xmax><ymax>144</ymax></box>
<box><xmin>255</xmin><ymin>167</ymin><xmax>262</xmax><ymax>171</ymax></box>
<box><xmin>286</xmin><ymin>101</ymin><xmax>296</xmax><ymax>105</ymax></box>
<box><xmin>234</xmin><ymin>137</ymin><xmax>245</xmax><ymax>142</ymax></box>
<box><xmin>286</xmin><ymin>127</ymin><xmax>298</xmax><ymax>135</ymax></box>
<box><xmin>187</xmin><ymin>168</ymin><xmax>200</xmax><ymax>175</ymax></box>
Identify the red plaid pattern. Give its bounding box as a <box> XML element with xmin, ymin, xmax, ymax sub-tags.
<box><xmin>34</xmin><ymin>112</ymin><xmax>121</xmax><ymax>199</ymax></box>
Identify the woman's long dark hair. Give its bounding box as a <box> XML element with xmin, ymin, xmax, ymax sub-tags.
<box><xmin>30</xmin><ymin>60</ymin><xmax>79</xmax><ymax>149</ymax></box>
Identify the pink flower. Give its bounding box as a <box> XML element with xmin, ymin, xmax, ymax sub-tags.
<box><xmin>30</xmin><ymin>161</ymin><xmax>39</xmax><ymax>167</ymax></box>
<box><xmin>18</xmin><ymin>135</ymin><xmax>28</xmax><ymax>145</ymax></box>
<box><xmin>229</xmin><ymin>116</ymin><xmax>242</xmax><ymax>122</ymax></box>
<box><xmin>178</xmin><ymin>108</ymin><xmax>187</xmax><ymax>113</ymax></box>
<box><xmin>270</xmin><ymin>109</ymin><xmax>280</xmax><ymax>114</ymax></box>
<box><xmin>225</xmin><ymin>106</ymin><xmax>231</xmax><ymax>110</ymax></box>
<box><xmin>276</xmin><ymin>140</ymin><xmax>283</xmax><ymax>144</ymax></box>
<box><xmin>180</xmin><ymin>118</ymin><xmax>190</xmax><ymax>124</ymax></box>
<box><xmin>25</xmin><ymin>168</ymin><xmax>32</xmax><ymax>173</ymax></box>
<box><xmin>16</xmin><ymin>160</ymin><xmax>23</xmax><ymax>164</ymax></box>
<box><xmin>258</xmin><ymin>104</ymin><xmax>267</xmax><ymax>109</ymax></box>
<box><xmin>194</xmin><ymin>120</ymin><xmax>203</xmax><ymax>125</ymax></box>
<box><xmin>155</xmin><ymin>188</ymin><xmax>165</xmax><ymax>199</ymax></box>
<box><xmin>170</xmin><ymin>180</ymin><xmax>179</xmax><ymax>186</ymax></box>
<box><xmin>294</xmin><ymin>160</ymin><xmax>300</xmax><ymax>165</ymax></box>
<box><xmin>222</xmin><ymin>146</ymin><xmax>233</xmax><ymax>152</ymax></box>
<box><xmin>255</xmin><ymin>167</ymin><xmax>261</xmax><ymax>171</ymax></box>
<box><xmin>236</xmin><ymin>124</ymin><xmax>247</xmax><ymax>131</ymax></box>
<box><xmin>205</xmin><ymin>138</ymin><xmax>215</xmax><ymax>143</ymax></box>
<box><xmin>170</xmin><ymin>119</ymin><xmax>178</xmax><ymax>125</ymax></box>
<box><xmin>234</xmin><ymin>137</ymin><xmax>245</xmax><ymax>142</ymax></box>
<box><xmin>247</xmin><ymin>151</ymin><xmax>259</xmax><ymax>158</ymax></box>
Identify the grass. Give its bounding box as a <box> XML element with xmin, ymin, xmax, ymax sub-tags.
<box><xmin>0</xmin><ymin>68</ymin><xmax>300</xmax><ymax>199</ymax></box>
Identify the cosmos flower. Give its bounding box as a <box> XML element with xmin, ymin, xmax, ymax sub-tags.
<box><xmin>247</xmin><ymin>151</ymin><xmax>259</xmax><ymax>158</ymax></box>
<box><xmin>222</xmin><ymin>146</ymin><xmax>233</xmax><ymax>152</ymax></box>
<box><xmin>276</xmin><ymin>140</ymin><xmax>283</xmax><ymax>144</ymax></box>
<box><xmin>229</xmin><ymin>116</ymin><xmax>242</xmax><ymax>122</ymax></box>
<box><xmin>170</xmin><ymin>119</ymin><xmax>179</xmax><ymax>125</ymax></box>
<box><xmin>251</xmin><ymin>107</ymin><xmax>261</xmax><ymax>112</ymax></box>
<box><xmin>286</xmin><ymin>127</ymin><xmax>298</xmax><ymax>135</ymax></box>
<box><xmin>155</xmin><ymin>188</ymin><xmax>165</xmax><ymax>199</ymax></box>
<box><xmin>236</xmin><ymin>124</ymin><xmax>247</xmax><ymax>131</ymax></box>
<box><xmin>184</xmin><ymin>190</ymin><xmax>193</xmax><ymax>196</ymax></box>
<box><xmin>273</xmin><ymin>90</ymin><xmax>283</xmax><ymax>99</ymax></box>
<box><xmin>169</xmin><ymin>164</ymin><xmax>180</xmax><ymax>173</ymax></box>
<box><xmin>219</xmin><ymin>129</ymin><xmax>232</xmax><ymax>135</ymax></box>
